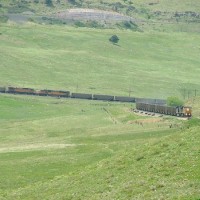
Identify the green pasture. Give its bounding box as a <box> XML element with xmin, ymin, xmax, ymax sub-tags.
<box><xmin>0</xmin><ymin>1</ymin><xmax>200</xmax><ymax>198</ymax></box>
<box><xmin>0</xmin><ymin>23</ymin><xmax>200</xmax><ymax>98</ymax></box>
<box><xmin>0</xmin><ymin>94</ymin><xmax>200</xmax><ymax>199</ymax></box>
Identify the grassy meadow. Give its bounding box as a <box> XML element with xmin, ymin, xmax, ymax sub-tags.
<box><xmin>0</xmin><ymin>1</ymin><xmax>200</xmax><ymax>199</ymax></box>
<box><xmin>1</xmin><ymin>23</ymin><xmax>200</xmax><ymax>98</ymax></box>
<box><xmin>0</xmin><ymin>94</ymin><xmax>200</xmax><ymax>199</ymax></box>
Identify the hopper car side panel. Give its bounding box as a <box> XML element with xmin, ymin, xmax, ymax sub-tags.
<box><xmin>93</xmin><ymin>94</ymin><xmax>114</xmax><ymax>101</ymax></box>
<box><xmin>71</xmin><ymin>93</ymin><xmax>93</xmax><ymax>99</ymax></box>
<box><xmin>115</xmin><ymin>96</ymin><xmax>135</xmax><ymax>102</ymax></box>
<box><xmin>136</xmin><ymin>102</ymin><xmax>192</xmax><ymax>117</ymax></box>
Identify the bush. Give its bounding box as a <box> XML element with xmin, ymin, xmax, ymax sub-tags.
<box><xmin>68</xmin><ymin>0</ymin><xmax>76</xmax><ymax>4</ymax></box>
<box><xmin>167</xmin><ymin>96</ymin><xmax>184</xmax><ymax>106</ymax></box>
<box><xmin>40</xmin><ymin>17</ymin><xmax>66</xmax><ymax>25</ymax></box>
<box><xmin>116</xmin><ymin>21</ymin><xmax>141</xmax><ymax>31</ymax></box>
<box><xmin>109</xmin><ymin>35</ymin><xmax>119</xmax><ymax>44</ymax></box>
<box><xmin>74</xmin><ymin>21</ymin><xmax>85</xmax><ymax>27</ymax></box>
<box><xmin>45</xmin><ymin>0</ymin><xmax>53</xmax><ymax>7</ymax></box>
<box><xmin>74</xmin><ymin>20</ymin><xmax>104</xmax><ymax>29</ymax></box>
<box><xmin>0</xmin><ymin>15</ymin><xmax>8</xmax><ymax>23</ymax></box>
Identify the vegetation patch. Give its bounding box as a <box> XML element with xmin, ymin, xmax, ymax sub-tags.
<box><xmin>0</xmin><ymin>24</ymin><xmax>200</xmax><ymax>98</ymax></box>
<box><xmin>0</xmin><ymin>15</ymin><xmax>8</xmax><ymax>23</ymax></box>
<box><xmin>0</xmin><ymin>1</ymin><xmax>200</xmax><ymax>199</ymax></box>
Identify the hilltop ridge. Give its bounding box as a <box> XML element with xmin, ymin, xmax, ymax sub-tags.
<box><xmin>1</xmin><ymin>0</ymin><xmax>200</xmax><ymax>32</ymax></box>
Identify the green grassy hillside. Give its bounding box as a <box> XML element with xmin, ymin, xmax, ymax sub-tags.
<box><xmin>0</xmin><ymin>94</ymin><xmax>199</xmax><ymax>199</ymax></box>
<box><xmin>0</xmin><ymin>1</ymin><xmax>200</xmax><ymax>199</ymax></box>
<box><xmin>1</xmin><ymin>23</ymin><xmax>200</xmax><ymax>98</ymax></box>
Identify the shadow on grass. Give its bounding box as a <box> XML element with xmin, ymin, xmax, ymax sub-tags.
<box><xmin>111</xmin><ymin>43</ymin><xmax>121</xmax><ymax>47</ymax></box>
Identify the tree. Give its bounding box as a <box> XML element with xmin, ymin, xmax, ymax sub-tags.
<box><xmin>45</xmin><ymin>0</ymin><xmax>53</xmax><ymax>7</ymax></box>
<box><xmin>109</xmin><ymin>35</ymin><xmax>119</xmax><ymax>44</ymax></box>
<box><xmin>68</xmin><ymin>0</ymin><xmax>76</xmax><ymax>4</ymax></box>
<box><xmin>167</xmin><ymin>96</ymin><xmax>184</xmax><ymax>107</ymax></box>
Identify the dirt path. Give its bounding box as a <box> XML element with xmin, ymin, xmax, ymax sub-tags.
<box><xmin>0</xmin><ymin>143</ymin><xmax>77</xmax><ymax>153</ymax></box>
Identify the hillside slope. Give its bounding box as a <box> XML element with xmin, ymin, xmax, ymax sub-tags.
<box><xmin>1</xmin><ymin>0</ymin><xmax>200</xmax><ymax>32</ymax></box>
<box><xmin>10</xmin><ymin>126</ymin><xmax>199</xmax><ymax>200</ymax></box>
<box><xmin>1</xmin><ymin>0</ymin><xmax>200</xmax><ymax>16</ymax></box>
<box><xmin>0</xmin><ymin>94</ymin><xmax>200</xmax><ymax>199</ymax></box>
<box><xmin>1</xmin><ymin>24</ymin><xmax>200</xmax><ymax>98</ymax></box>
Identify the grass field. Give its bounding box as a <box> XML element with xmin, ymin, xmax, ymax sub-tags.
<box><xmin>1</xmin><ymin>23</ymin><xmax>200</xmax><ymax>98</ymax></box>
<box><xmin>0</xmin><ymin>1</ymin><xmax>200</xmax><ymax>199</ymax></box>
<box><xmin>0</xmin><ymin>94</ymin><xmax>199</xmax><ymax>199</ymax></box>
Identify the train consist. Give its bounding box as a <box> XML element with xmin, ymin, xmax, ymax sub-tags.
<box><xmin>136</xmin><ymin>102</ymin><xmax>192</xmax><ymax>117</ymax></box>
<box><xmin>0</xmin><ymin>86</ymin><xmax>192</xmax><ymax>117</ymax></box>
<box><xmin>0</xmin><ymin>86</ymin><xmax>136</xmax><ymax>102</ymax></box>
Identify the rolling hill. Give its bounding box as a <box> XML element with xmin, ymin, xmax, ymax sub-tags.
<box><xmin>0</xmin><ymin>0</ymin><xmax>200</xmax><ymax>32</ymax></box>
<box><xmin>0</xmin><ymin>94</ymin><xmax>200</xmax><ymax>199</ymax></box>
<box><xmin>0</xmin><ymin>23</ymin><xmax>200</xmax><ymax>98</ymax></box>
<box><xmin>0</xmin><ymin>1</ymin><xmax>200</xmax><ymax>200</ymax></box>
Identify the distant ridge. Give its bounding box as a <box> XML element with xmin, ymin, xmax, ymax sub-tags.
<box><xmin>56</xmin><ymin>8</ymin><xmax>134</xmax><ymax>22</ymax></box>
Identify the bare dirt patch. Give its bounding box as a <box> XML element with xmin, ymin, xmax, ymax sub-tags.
<box><xmin>0</xmin><ymin>143</ymin><xmax>77</xmax><ymax>153</ymax></box>
<box><xmin>56</xmin><ymin>8</ymin><xmax>133</xmax><ymax>21</ymax></box>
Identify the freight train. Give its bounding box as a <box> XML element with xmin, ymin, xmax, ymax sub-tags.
<box><xmin>136</xmin><ymin>102</ymin><xmax>192</xmax><ymax>117</ymax></box>
<box><xmin>0</xmin><ymin>86</ymin><xmax>192</xmax><ymax>117</ymax></box>
<box><xmin>0</xmin><ymin>86</ymin><xmax>136</xmax><ymax>102</ymax></box>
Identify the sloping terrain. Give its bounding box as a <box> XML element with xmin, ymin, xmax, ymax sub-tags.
<box><xmin>1</xmin><ymin>0</ymin><xmax>200</xmax><ymax>31</ymax></box>
<box><xmin>1</xmin><ymin>24</ymin><xmax>200</xmax><ymax>98</ymax></box>
<box><xmin>1</xmin><ymin>0</ymin><xmax>200</xmax><ymax>17</ymax></box>
<box><xmin>0</xmin><ymin>1</ymin><xmax>200</xmax><ymax>199</ymax></box>
<box><xmin>0</xmin><ymin>94</ymin><xmax>200</xmax><ymax>199</ymax></box>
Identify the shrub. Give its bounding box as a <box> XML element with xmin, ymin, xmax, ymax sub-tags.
<box><xmin>68</xmin><ymin>0</ymin><xmax>76</xmax><ymax>4</ymax></box>
<box><xmin>0</xmin><ymin>15</ymin><xmax>8</xmax><ymax>23</ymax></box>
<box><xmin>74</xmin><ymin>21</ymin><xmax>85</xmax><ymax>27</ymax></box>
<box><xmin>167</xmin><ymin>96</ymin><xmax>184</xmax><ymax>106</ymax></box>
<box><xmin>45</xmin><ymin>0</ymin><xmax>53</xmax><ymax>7</ymax></box>
<box><xmin>109</xmin><ymin>35</ymin><xmax>119</xmax><ymax>44</ymax></box>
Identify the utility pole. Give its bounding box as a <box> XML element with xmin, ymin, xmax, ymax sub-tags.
<box><xmin>128</xmin><ymin>87</ymin><xmax>134</xmax><ymax>97</ymax></box>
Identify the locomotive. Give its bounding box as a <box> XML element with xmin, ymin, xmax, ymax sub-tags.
<box><xmin>0</xmin><ymin>86</ymin><xmax>70</xmax><ymax>97</ymax></box>
<box><xmin>136</xmin><ymin>102</ymin><xmax>192</xmax><ymax>117</ymax></box>
<box><xmin>0</xmin><ymin>86</ymin><xmax>135</xmax><ymax>102</ymax></box>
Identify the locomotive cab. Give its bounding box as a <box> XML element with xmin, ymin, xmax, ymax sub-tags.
<box><xmin>183</xmin><ymin>106</ymin><xmax>192</xmax><ymax>117</ymax></box>
<box><xmin>176</xmin><ymin>106</ymin><xmax>192</xmax><ymax>117</ymax></box>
